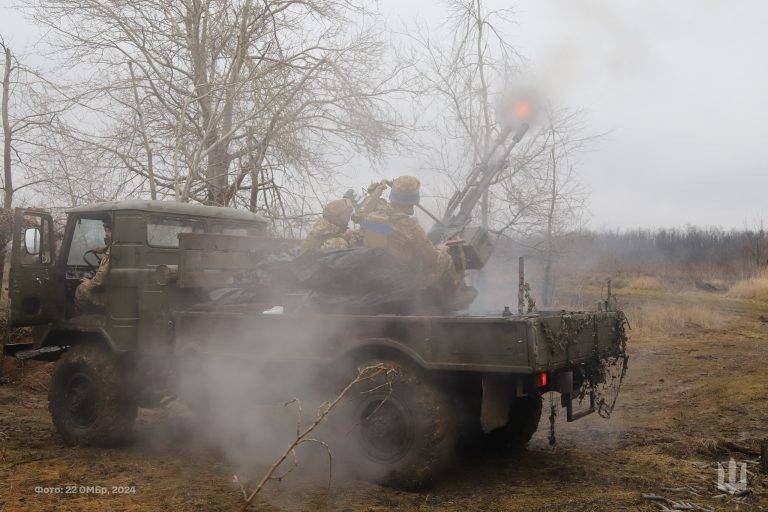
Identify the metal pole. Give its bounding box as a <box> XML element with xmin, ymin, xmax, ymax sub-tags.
<box><xmin>518</xmin><ymin>256</ymin><xmax>525</xmax><ymax>314</ymax></box>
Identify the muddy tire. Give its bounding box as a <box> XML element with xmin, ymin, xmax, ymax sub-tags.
<box><xmin>485</xmin><ymin>395</ymin><xmax>542</xmax><ymax>454</ymax></box>
<box><xmin>48</xmin><ymin>344</ymin><xmax>137</xmax><ymax>446</ymax></box>
<box><xmin>346</xmin><ymin>359</ymin><xmax>457</xmax><ymax>490</ymax></box>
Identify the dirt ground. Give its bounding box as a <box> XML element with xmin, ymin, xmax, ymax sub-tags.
<box><xmin>1</xmin><ymin>288</ymin><xmax>767</xmax><ymax>511</ymax></box>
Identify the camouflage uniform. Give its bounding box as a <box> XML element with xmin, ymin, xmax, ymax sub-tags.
<box><xmin>75</xmin><ymin>247</ymin><xmax>110</xmax><ymax>309</ymax></box>
<box><xmin>302</xmin><ymin>199</ymin><xmax>354</xmax><ymax>252</ymax></box>
<box><xmin>361</xmin><ymin>176</ymin><xmax>457</xmax><ymax>290</ymax></box>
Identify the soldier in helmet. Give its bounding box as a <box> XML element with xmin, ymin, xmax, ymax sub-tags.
<box><xmin>361</xmin><ymin>176</ymin><xmax>458</xmax><ymax>293</ymax></box>
<box><xmin>302</xmin><ymin>198</ymin><xmax>355</xmax><ymax>252</ymax></box>
<box><xmin>75</xmin><ymin>217</ymin><xmax>112</xmax><ymax>311</ymax></box>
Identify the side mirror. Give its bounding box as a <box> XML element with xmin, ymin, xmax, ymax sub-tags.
<box><xmin>24</xmin><ymin>228</ymin><xmax>41</xmax><ymax>256</ymax></box>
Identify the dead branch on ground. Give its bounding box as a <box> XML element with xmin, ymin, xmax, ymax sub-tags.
<box><xmin>237</xmin><ymin>363</ymin><xmax>389</xmax><ymax>512</ymax></box>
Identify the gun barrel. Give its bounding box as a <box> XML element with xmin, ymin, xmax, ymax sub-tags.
<box><xmin>448</xmin><ymin>123</ymin><xmax>530</xmax><ymax>227</ymax></box>
<box><xmin>438</xmin><ymin>123</ymin><xmax>530</xmax><ymax>230</ymax></box>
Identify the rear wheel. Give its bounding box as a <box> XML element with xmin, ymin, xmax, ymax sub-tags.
<box><xmin>345</xmin><ymin>359</ymin><xmax>457</xmax><ymax>489</ymax></box>
<box><xmin>485</xmin><ymin>395</ymin><xmax>542</xmax><ymax>454</ymax></box>
<box><xmin>48</xmin><ymin>344</ymin><xmax>137</xmax><ymax>446</ymax></box>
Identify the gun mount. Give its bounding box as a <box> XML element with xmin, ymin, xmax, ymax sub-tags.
<box><xmin>428</xmin><ymin>122</ymin><xmax>530</xmax><ymax>270</ymax></box>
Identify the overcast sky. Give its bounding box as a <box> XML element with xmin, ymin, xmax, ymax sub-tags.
<box><xmin>379</xmin><ymin>0</ymin><xmax>768</xmax><ymax>230</ymax></box>
<box><xmin>2</xmin><ymin>0</ymin><xmax>767</xmax><ymax>230</ymax></box>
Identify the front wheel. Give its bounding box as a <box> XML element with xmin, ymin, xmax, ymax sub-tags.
<box><xmin>48</xmin><ymin>344</ymin><xmax>137</xmax><ymax>446</ymax></box>
<box><xmin>343</xmin><ymin>359</ymin><xmax>457</xmax><ymax>489</ymax></box>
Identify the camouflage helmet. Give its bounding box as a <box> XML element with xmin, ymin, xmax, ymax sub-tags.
<box><xmin>320</xmin><ymin>237</ymin><xmax>349</xmax><ymax>251</ymax></box>
<box><xmin>389</xmin><ymin>176</ymin><xmax>421</xmax><ymax>206</ymax></box>
<box><xmin>323</xmin><ymin>198</ymin><xmax>353</xmax><ymax>228</ymax></box>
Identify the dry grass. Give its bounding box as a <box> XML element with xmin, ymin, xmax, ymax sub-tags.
<box><xmin>626</xmin><ymin>303</ymin><xmax>727</xmax><ymax>338</ymax></box>
<box><xmin>726</xmin><ymin>269</ymin><xmax>768</xmax><ymax>302</ymax></box>
<box><xmin>618</xmin><ymin>275</ymin><xmax>666</xmax><ymax>292</ymax></box>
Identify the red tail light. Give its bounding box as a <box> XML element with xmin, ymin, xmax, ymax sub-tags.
<box><xmin>537</xmin><ymin>372</ymin><xmax>548</xmax><ymax>388</ymax></box>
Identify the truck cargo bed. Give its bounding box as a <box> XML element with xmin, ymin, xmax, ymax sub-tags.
<box><xmin>172</xmin><ymin>307</ymin><xmax>624</xmax><ymax>374</ymax></box>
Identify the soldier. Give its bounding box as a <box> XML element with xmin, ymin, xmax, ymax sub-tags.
<box><xmin>75</xmin><ymin>218</ymin><xmax>112</xmax><ymax>311</ymax></box>
<box><xmin>361</xmin><ymin>176</ymin><xmax>458</xmax><ymax>292</ymax></box>
<box><xmin>302</xmin><ymin>198</ymin><xmax>355</xmax><ymax>252</ymax></box>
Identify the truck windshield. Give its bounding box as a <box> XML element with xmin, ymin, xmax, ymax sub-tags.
<box><xmin>67</xmin><ymin>218</ymin><xmax>106</xmax><ymax>266</ymax></box>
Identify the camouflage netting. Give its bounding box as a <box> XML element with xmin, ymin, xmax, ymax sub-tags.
<box><xmin>581</xmin><ymin>311</ymin><xmax>629</xmax><ymax>418</ymax></box>
<box><xmin>540</xmin><ymin>310</ymin><xmax>630</xmax><ymax>419</ymax></box>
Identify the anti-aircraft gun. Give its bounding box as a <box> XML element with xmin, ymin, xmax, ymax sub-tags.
<box><xmin>427</xmin><ymin>122</ymin><xmax>530</xmax><ymax>271</ymax></box>
<box><xmin>3</xmin><ymin>181</ymin><xmax>629</xmax><ymax>491</ymax></box>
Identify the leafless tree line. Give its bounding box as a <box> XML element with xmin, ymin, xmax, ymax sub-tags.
<box><xmin>2</xmin><ymin>0</ymin><xmax>592</xmax><ymax>243</ymax></box>
<box><xmin>495</xmin><ymin>225</ymin><xmax>768</xmax><ymax>292</ymax></box>
<box><xmin>3</xmin><ymin>0</ymin><xmax>411</xmax><ymax>231</ymax></box>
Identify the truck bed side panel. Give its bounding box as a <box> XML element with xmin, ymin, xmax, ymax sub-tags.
<box><xmin>172</xmin><ymin>312</ymin><xmax>537</xmax><ymax>373</ymax></box>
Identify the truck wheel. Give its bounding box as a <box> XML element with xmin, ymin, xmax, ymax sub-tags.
<box><xmin>485</xmin><ymin>395</ymin><xmax>542</xmax><ymax>454</ymax></box>
<box><xmin>346</xmin><ymin>359</ymin><xmax>456</xmax><ymax>489</ymax></box>
<box><xmin>48</xmin><ymin>344</ymin><xmax>137</xmax><ymax>446</ymax></box>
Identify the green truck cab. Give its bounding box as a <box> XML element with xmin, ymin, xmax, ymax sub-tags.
<box><xmin>3</xmin><ymin>201</ymin><xmax>266</xmax><ymax>353</ymax></box>
<box><xmin>2</xmin><ymin>201</ymin><xmax>628</xmax><ymax>488</ymax></box>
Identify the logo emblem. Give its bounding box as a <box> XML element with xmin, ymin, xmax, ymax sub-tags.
<box><xmin>717</xmin><ymin>458</ymin><xmax>748</xmax><ymax>494</ymax></box>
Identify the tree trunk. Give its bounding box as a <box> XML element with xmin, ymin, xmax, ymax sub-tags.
<box><xmin>128</xmin><ymin>62</ymin><xmax>156</xmax><ymax>200</ymax></box>
<box><xmin>2</xmin><ymin>46</ymin><xmax>13</xmax><ymax>209</ymax></box>
<box><xmin>542</xmin><ymin>142</ymin><xmax>557</xmax><ymax>306</ymax></box>
<box><xmin>475</xmin><ymin>0</ymin><xmax>491</xmax><ymax>298</ymax></box>
<box><xmin>249</xmin><ymin>168</ymin><xmax>259</xmax><ymax>212</ymax></box>
<box><xmin>477</xmin><ymin>189</ymin><xmax>488</xmax><ymax>297</ymax></box>
<box><xmin>205</xmin><ymin>138</ymin><xmax>230</xmax><ymax>205</ymax></box>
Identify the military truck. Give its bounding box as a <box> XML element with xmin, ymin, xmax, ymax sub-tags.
<box><xmin>2</xmin><ymin>201</ymin><xmax>627</xmax><ymax>488</ymax></box>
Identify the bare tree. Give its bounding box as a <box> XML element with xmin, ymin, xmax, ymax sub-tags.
<box><xmin>538</xmin><ymin>111</ymin><xmax>589</xmax><ymax>304</ymax></box>
<box><xmin>402</xmin><ymin>0</ymin><xmax>521</xmax><ymax>197</ymax></box>
<box><xmin>27</xmin><ymin>0</ymin><xmax>408</xmax><ymax>231</ymax></box>
<box><xmin>744</xmin><ymin>216</ymin><xmax>767</xmax><ymax>271</ymax></box>
<box><xmin>400</xmin><ymin>0</ymin><xmax>594</xmax><ymax>304</ymax></box>
<box><xmin>26</xmin><ymin>123</ymin><xmax>142</xmax><ymax>208</ymax></box>
<box><xmin>0</xmin><ymin>36</ymin><xmax>77</xmax><ymax>209</ymax></box>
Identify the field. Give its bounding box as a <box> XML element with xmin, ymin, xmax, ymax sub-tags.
<box><xmin>1</xmin><ymin>282</ymin><xmax>767</xmax><ymax>511</ymax></box>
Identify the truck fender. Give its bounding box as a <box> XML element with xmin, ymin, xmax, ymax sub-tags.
<box><xmin>33</xmin><ymin>326</ymin><xmax>120</xmax><ymax>361</ymax></box>
<box><xmin>341</xmin><ymin>337</ymin><xmax>430</xmax><ymax>370</ymax></box>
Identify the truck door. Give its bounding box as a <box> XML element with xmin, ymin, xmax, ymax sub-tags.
<box><xmin>5</xmin><ymin>208</ymin><xmax>62</xmax><ymax>326</ymax></box>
